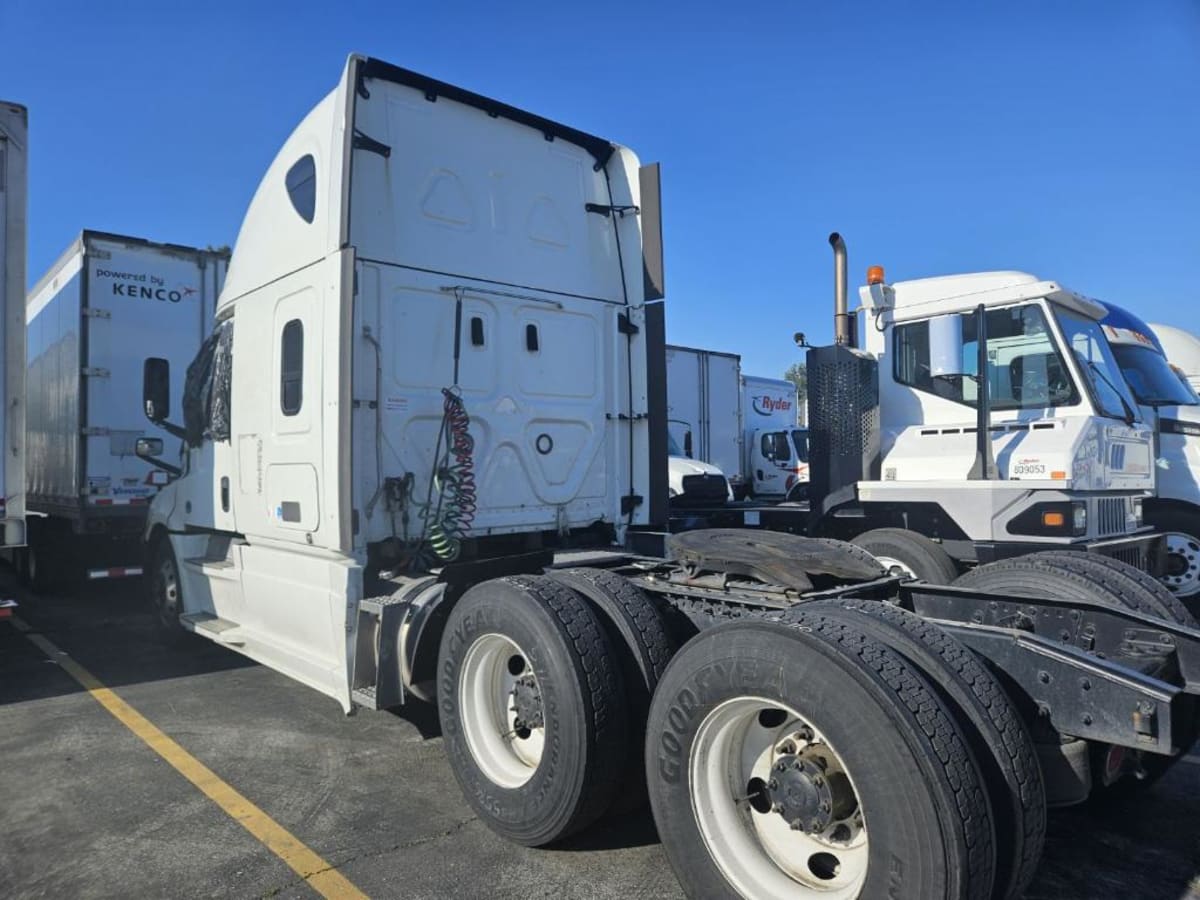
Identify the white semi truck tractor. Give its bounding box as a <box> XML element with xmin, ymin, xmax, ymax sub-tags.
<box><xmin>1101</xmin><ymin>303</ymin><xmax>1200</xmax><ymax>602</ymax></box>
<box><xmin>1150</xmin><ymin>321</ymin><xmax>1200</xmax><ymax>393</ymax></box>
<box><xmin>809</xmin><ymin>237</ymin><xmax>1165</xmax><ymax>585</ymax></box>
<box><xmin>138</xmin><ymin>56</ymin><xmax>1200</xmax><ymax>899</ymax></box>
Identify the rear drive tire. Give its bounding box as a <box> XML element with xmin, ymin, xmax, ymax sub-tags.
<box><xmin>647</xmin><ymin>616</ymin><xmax>996</xmax><ymax>900</ymax></box>
<box><xmin>1014</xmin><ymin>550</ymin><xmax>1195</xmax><ymax>626</ymax></box>
<box><xmin>851</xmin><ymin>528</ymin><xmax>959</xmax><ymax>584</ymax></box>
<box><xmin>544</xmin><ymin>567</ymin><xmax>676</xmax><ymax>813</ymax></box>
<box><xmin>804</xmin><ymin>599</ymin><xmax>1045</xmax><ymax>900</ymax></box>
<box><xmin>954</xmin><ymin>557</ymin><xmax>1192</xmax><ymax>796</ymax></box>
<box><xmin>437</xmin><ymin>575</ymin><xmax>627</xmax><ymax>846</ymax></box>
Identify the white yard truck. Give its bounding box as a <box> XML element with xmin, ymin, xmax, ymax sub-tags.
<box><xmin>1101</xmin><ymin>304</ymin><xmax>1200</xmax><ymax>601</ymax></box>
<box><xmin>137</xmin><ymin>57</ymin><xmax>1200</xmax><ymax>899</ymax></box>
<box><xmin>808</xmin><ymin>236</ymin><xmax>1165</xmax><ymax>584</ymax></box>
<box><xmin>0</xmin><ymin>102</ymin><xmax>27</xmax><ymax>552</ymax></box>
<box><xmin>665</xmin><ymin>345</ymin><xmax>806</xmax><ymax>501</ymax></box>
<box><xmin>23</xmin><ymin>232</ymin><xmax>226</xmax><ymax>588</ymax></box>
<box><xmin>1150</xmin><ymin>322</ymin><xmax>1200</xmax><ymax>393</ymax></box>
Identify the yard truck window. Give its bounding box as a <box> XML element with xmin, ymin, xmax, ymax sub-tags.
<box><xmin>893</xmin><ymin>305</ymin><xmax>1079</xmax><ymax>411</ymax></box>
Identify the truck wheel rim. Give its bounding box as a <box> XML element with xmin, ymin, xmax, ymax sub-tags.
<box><xmin>156</xmin><ymin>557</ymin><xmax>179</xmax><ymax>624</ymax></box>
<box><xmin>690</xmin><ymin>697</ymin><xmax>868</xmax><ymax>899</ymax></box>
<box><xmin>1162</xmin><ymin>532</ymin><xmax>1200</xmax><ymax>597</ymax></box>
<box><xmin>871</xmin><ymin>555</ymin><xmax>917</xmax><ymax>580</ymax></box>
<box><xmin>459</xmin><ymin>633</ymin><xmax>545</xmax><ymax>788</ymax></box>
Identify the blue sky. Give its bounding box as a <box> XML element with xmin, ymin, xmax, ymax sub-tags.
<box><xmin>2</xmin><ymin>1</ymin><xmax>1197</xmax><ymax>380</ymax></box>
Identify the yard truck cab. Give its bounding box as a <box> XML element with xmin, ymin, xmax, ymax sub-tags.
<box><xmin>1102</xmin><ymin>303</ymin><xmax>1200</xmax><ymax>599</ymax></box>
<box><xmin>137</xmin><ymin>59</ymin><xmax>1200</xmax><ymax>899</ymax></box>
<box><xmin>808</xmin><ymin>235</ymin><xmax>1162</xmax><ymax>582</ymax></box>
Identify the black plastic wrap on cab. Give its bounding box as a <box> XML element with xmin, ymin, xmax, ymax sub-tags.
<box><xmin>183</xmin><ymin>320</ymin><xmax>233</xmax><ymax>446</ymax></box>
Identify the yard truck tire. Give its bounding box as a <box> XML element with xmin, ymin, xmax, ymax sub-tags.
<box><xmin>1144</xmin><ymin>504</ymin><xmax>1200</xmax><ymax>602</ymax></box>
<box><xmin>646</xmin><ymin>616</ymin><xmax>996</xmax><ymax>900</ymax></box>
<box><xmin>437</xmin><ymin>574</ymin><xmax>628</xmax><ymax>846</ymax></box>
<box><xmin>851</xmin><ymin>527</ymin><xmax>960</xmax><ymax>584</ymax></box>
<box><xmin>804</xmin><ymin>599</ymin><xmax>1045</xmax><ymax>900</ymax></box>
<box><xmin>954</xmin><ymin>557</ymin><xmax>1195</xmax><ymax>799</ymax></box>
<box><xmin>545</xmin><ymin>567</ymin><xmax>676</xmax><ymax>814</ymax></box>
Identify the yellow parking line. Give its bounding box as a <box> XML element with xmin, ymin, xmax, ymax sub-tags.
<box><xmin>12</xmin><ymin>616</ymin><xmax>368</xmax><ymax>900</ymax></box>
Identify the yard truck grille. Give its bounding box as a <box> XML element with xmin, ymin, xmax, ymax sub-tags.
<box><xmin>1096</xmin><ymin>497</ymin><xmax>1128</xmax><ymax>537</ymax></box>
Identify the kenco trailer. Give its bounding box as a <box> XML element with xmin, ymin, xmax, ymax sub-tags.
<box><xmin>133</xmin><ymin>56</ymin><xmax>1200</xmax><ymax>899</ymax></box>
<box><xmin>0</xmin><ymin>102</ymin><xmax>27</xmax><ymax>551</ymax></box>
<box><xmin>23</xmin><ymin>232</ymin><xmax>227</xmax><ymax>587</ymax></box>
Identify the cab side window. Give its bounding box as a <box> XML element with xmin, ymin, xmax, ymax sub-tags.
<box><xmin>280</xmin><ymin>319</ymin><xmax>303</xmax><ymax>416</ymax></box>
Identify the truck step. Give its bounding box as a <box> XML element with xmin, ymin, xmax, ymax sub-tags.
<box><xmin>183</xmin><ymin>556</ymin><xmax>238</xmax><ymax>577</ymax></box>
<box><xmin>181</xmin><ymin>613</ymin><xmax>245</xmax><ymax>645</ymax></box>
<box><xmin>351</xmin><ymin>685</ymin><xmax>380</xmax><ymax>710</ymax></box>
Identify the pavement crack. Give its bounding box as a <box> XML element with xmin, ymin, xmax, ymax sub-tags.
<box><xmin>259</xmin><ymin>816</ymin><xmax>479</xmax><ymax>898</ymax></box>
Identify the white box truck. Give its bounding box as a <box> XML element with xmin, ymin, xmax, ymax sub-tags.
<box><xmin>23</xmin><ymin>232</ymin><xmax>227</xmax><ymax>587</ymax></box>
<box><xmin>134</xmin><ymin>56</ymin><xmax>1200</xmax><ymax>899</ymax></box>
<box><xmin>665</xmin><ymin>346</ymin><xmax>807</xmax><ymax>501</ymax></box>
<box><xmin>664</xmin><ymin>345</ymin><xmax>739</xmax><ymax>502</ymax></box>
<box><xmin>0</xmin><ymin>101</ymin><xmax>27</xmax><ymax>551</ymax></box>
<box><xmin>741</xmin><ymin>373</ymin><xmax>807</xmax><ymax>499</ymax></box>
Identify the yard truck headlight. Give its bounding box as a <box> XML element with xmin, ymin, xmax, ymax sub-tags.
<box><xmin>1132</xmin><ymin>497</ymin><xmax>1144</xmax><ymax>526</ymax></box>
<box><xmin>1072</xmin><ymin>502</ymin><xmax>1087</xmax><ymax>536</ymax></box>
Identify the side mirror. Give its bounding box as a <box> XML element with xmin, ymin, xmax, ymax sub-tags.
<box><xmin>928</xmin><ymin>314</ymin><xmax>967</xmax><ymax>377</ymax></box>
<box><xmin>683</xmin><ymin>430</ymin><xmax>693</xmax><ymax>459</ymax></box>
<box><xmin>135</xmin><ymin>437</ymin><xmax>164</xmax><ymax>459</ymax></box>
<box><xmin>143</xmin><ymin>358</ymin><xmax>170</xmax><ymax>422</ymax></box>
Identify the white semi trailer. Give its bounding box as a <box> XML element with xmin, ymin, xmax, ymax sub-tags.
<box><xmin>137</xmin><ymin>57</ymin><xmax>1200</xmax><ymax>900</ymax></box>
<box><xmin>23</xmin><ymin>232</ymin><xmax>227</xmax><ymax>588</ymax></box>
<box><xmin>0</xmin><ymin>101</ymin><xmax>28</xmax><ymax>551</ymax></box>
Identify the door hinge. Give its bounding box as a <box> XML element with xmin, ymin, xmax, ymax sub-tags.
<box><xmin>586</xmin><ymin>203</ymin><xmax>640</xmax><ymax>218</ymax></box>
<box><xmin>81</xmin><ymin>426</ymin><xmax>110</xmax><ymax>437</ymax></box>
<box><xmin>617</xmin><ymin>312</ymin><xmax>639</xmax><ymax>336</ymax></box>
<box><xmin>82</xmin><ymin>308</ymin><xmax>111</xmax><ymax>319</ymax></box>
<box><xmin>81</xmin><ymin>367</ymin><xmax>110</xmax><ymax>378</ymax></box>
<box><xmin>353</xmin><ymin>129</ymin><xmax>392</xmax><ymax>158</ymax></box>
<box><xmin>606</xmin><ymin>412</ymin><xmax>648</xmax><ymax>421</ymax></box>
<box><xmin>621</xmin><ymin>494</ymin><xmax>644</xmax><ymax>515</ymax></box>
